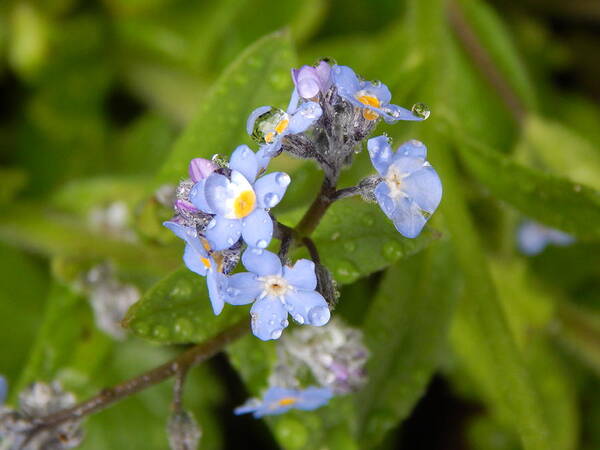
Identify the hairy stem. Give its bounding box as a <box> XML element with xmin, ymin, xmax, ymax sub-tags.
<box><xmin>295</xmin><ymin>176</ymin><xmax>337</xmax><ymax>236</ymax></box>
<box><xmin>30</xmin><ymin>320</ymin><xmax>249</xmax><ymax>432</ymax></box>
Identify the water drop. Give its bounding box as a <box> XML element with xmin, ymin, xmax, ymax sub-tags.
<box><xmin>362</xmin><ymin>214</ymin><xmax>375</xmax><ymax>226</ymax></box>
<box><xmin>334</xmin><ymin>260</ymin><xmax>360</xmax><ymax>284</ymax></box>
<box><xmin>268</xmin><ymin>319</ymin><xmax>275</xmax><ymax>326</ymax></box>
<box><xmin>281</xmin><ymin>319</ymin><xmax>289</xmax><ymax>327</ymax></box>
<box><xmin>153</xmin><ymin>325</ymin><xmax>170</xmax><ymax>340</ymax></box>
<box><xmin>174</xmin><ymin>318</ymin><xmax>193</xmax><ymax>338</ymax></box>
<box><xmin>206</xmin><ymin>219</ymin><xmax>217</xmax><ymax>230</ymax></box>
<box><xmin>382</xmin><ymin>240</ymin><xmax>403</xmax><ymax>262</ymax></box>
<box><xmin>293</xmin><ymin>313</ymin><xmax>305</xmax><ymax>324</ymax></box>
<box><xmin>211</xmin><ymin>154</ymin><xmax>228</xmax><ymax>167</ymax></box>
<box><xmin>331</xmin><ymin>231</ymin><xmax>341</xmax><ymax>241</ymax></box>
<box><xmin>251</xmin><ymin>108</ymin><xmax>287</xmax><ymax>144</ymax></box>
<box><xmin>271</xmin><ymin>328</ymin><xmax>283</xmax><ymax>339</ymax></box>
<box><xmin>308</xmin><ymin>305</ymin><xmax>331</xmax><ymax>326</ymax></box>
<box><xmin>264</xmin><ymin>192</ymin><xmax>280</xmax><ymax>207</ymax></box>
<box><xmin>227</xmin><ymin>237</ymin><xmax>235</xmax><ymax>246</ymax></box>
<box><xmin>411</xmin><ymin>103</ymin><xmax>430</xmax><ymax>120</ymax></box>
<box><xmin>256</xmin><ymin>239</ymin><xmax>268</xmax><ymax>248</ymax></box>
<box><xmin>276</xmin><ymin>173</ymin><xmax>291</xmax><ymax>187</ymax></box>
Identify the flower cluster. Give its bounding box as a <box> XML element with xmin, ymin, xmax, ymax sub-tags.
<box><xmin>0</xmin><ymin>381</ymin><xmax>83</xmax><ymax>449</ymax></box>
<box><xmin>234</xmin><ymin>318</ymin><xmax>369</xmax><ymax>418</ymax></box>
<box><xmin>164</xmin><ymin>60</ymin><xmax>442</xmax><ymax>341</ymax></box>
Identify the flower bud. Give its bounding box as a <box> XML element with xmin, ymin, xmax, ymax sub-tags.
<box><xmin>167</xmin><ymin>409</ymin><xmax>201</xmax><ymax>450</ymax></box>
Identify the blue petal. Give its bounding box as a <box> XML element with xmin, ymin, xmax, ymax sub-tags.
<box><xmin>282</xmin><ymin>259</ymin><xmax>317</xmax><ymax>290</ymax></box>
<box><xmin>250</xmin><ymin>296</ymin><xmax>289</xmax><ymax>341</ymax></box>
<box><xmin>373</xmin><ymin>183</ymin><xmax>396</xmax><ymax>217</ymax></box>
<box><xmin>0</xmin><ymin>375</ymin><xmax>7</xmax><ymax>405</ymax></box>
<box><xmin>241</xmin><ymin>208</ymin><xmax>273</xmax><ymax>249</ymax></box>
<box><xmin>388</xmin><ymin>156</ymin><xmax>430</xmax><ymax>178</ymax></box>
<box><xmin>204</xmin><ymin>216</ymin><xmax>242</xmax><ymax>251</ymax></box>
<box><xmin>256</xmin><ymin>142</ymin><xmax>281</xmax><ymax>171</ymax></box>
<box><xmin>247</xmin><ymin>106</ymin><xmax>272</xmax><ymax>135</ymax></box>
<box><xmin>380</xmin><ymin>104</ymin><xmax>423</xmax><ymax>123</ymax></box>
<box><xmin>204</xmin><ymin>173</ymin><xmax>233</xmax><ymax>217</ymax></box>
<box><xmin>517</xmin><ymin>222</ymin><xmax>549</xmax><ymax>255</ymax></box>
<box><xmin>254</xmin><ymin>172</ymin><xmax>291</xmax><ymax>209</ymax></box>
<box><xmin>286</xmin><ymin>86</ymin><xmax>301</xmax><ymax>113</ymax></box>
<box><xmin>242</xmin><ymin>248</ymin><xmax>282</xmax><ymax>276</ymax></box>
<box><xmin>331</xmin><ymin>65</ymin><xmax>360</xmax><ymax>98</ymax></box>
<box><xmin>403</xmin><ymin>165</ymin><xmax>442</xmax><ymax>213</ymax></box>
<box><xmin>225</xmin><ymin>272</ymin><xmax>262</xmax><ymax>305</ymax></box>
<box><xmin>362</xmin><ymin>80</ymin><xmax>391</xmax><ymax>105</ymax></box>
<box><xmin>296</xmin><ymin>387</ymin><xmax>333</xmax><ymax>410</ymax></box>
<box><xmin>390</xmin><ymin>197</ymin><xmax>428</xmax><ymax>238</ymax></box>
<box><xmin>396</xmin><ymin>139</ymin><xmax>427</xmax><ymax>159</ymax></box>
<box><xmin>283</xmin><ymin>290</ymin><xmax>330</xmax><ymax>326</ymax></box>
<box><xmin>547</xmin><ymin>229</ymin><xmax>575</xmax><ymax>246</ymax></box>
<box><xmin>367</xmin><ymin>135</ymin><xmax>393</xmax><ymax>174</ymax></box>
<box><xmin>163</xmin><ymin>221</ymin><xmax>207</xmax><ymax>256</ymax></box>
<box><xmin>234</xmin><ymin>403</ymin><xmax>260</xmax><ymax>416</ymax></box>
<box><xmin>189</xmin><ymin>180</ymin><xmax>214</xmax><ymax>214</ymax></box>
<box><xmin>287</xmin><ymin>102</ymin><xmax>322</xmax><ymax>134</ymax></box>
<box><xmin>229</xmin><ymin>145</ymin><xmax>258</xmax><ymax>183</ymax></box>
<box><xmin>183</xmin><ymin>244</ymin><xmax>208</xmax><ymax>277</ymax></box>
<box><xmin>207</xmin><ymin>270</ymin><xmax>226</xmax><ymax>315</ymax></box>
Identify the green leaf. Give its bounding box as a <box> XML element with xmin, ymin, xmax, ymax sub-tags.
<box><xmin>124</xmin><ymin>266</ymin><xmax>247</xmax><ymax>344</ymax></box>
<box><xmin>449</xmin><ymin>125</ymin><xmax>600</xmax><ymax>240</ymax></box>
<box><xmin>518</xmin><ymin>115</ymin><xmax>600</xmax><ymax>190</ymax></box>
<box><xmin>284</xmin><ymin>198</ymin><xmax>440</xmax><ymax>285</ymax></box>
<box><xmin>157</xmin><ymin>31</ymin><xmax>296</xmax><ymax>183</ymax></box>
<box><xmin>356</xmin><ymin>242</ymin><xmax>460</xmax><ymax>447</ymax></box>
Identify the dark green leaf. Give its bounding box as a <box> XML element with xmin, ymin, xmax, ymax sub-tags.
<box><xmin>356</xmin><ymin>242</ymin><xmax>460</xmax><ymax>446</ymax></box>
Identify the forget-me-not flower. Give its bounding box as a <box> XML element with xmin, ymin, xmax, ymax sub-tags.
<box><xmin>368</xmin><ymin>136</ymin><xmax>442</xmax><ymax>238</ymax></box>
<box><xmin>234</xmin><ymin>386</ymin><xmax>333</xmax><ymax>418</ymax></box>
<box><xmin>247</xmin><ymin>101</ymin><xmax>322</xmax><ymax>169</ymax></box>
<box><xmin>332</xmin><ymin>65</ymin><xmax>423</xmax><ymax>123</ymax></box>
<box><xmin>189</xmin><ymin>145</ymin><xmax>291</xmax><ymax>250</ymax></box>
<box><xmin>517</xmin><ymin>220</ymin><xmax>574</xmax><ymax>255</ymax></box>
<box><xmin>163</xmin><ymin>221</ymin><xmax>228</xmax><ymax>315</ymax></box>
<box><xmin>291</xmin><ymin>60</ymin><xmax>331</xmax><ymax>100</ymax></box>
<box><xmin>225</xmin><ymin>249</ymin><xmax>331</xmax><ymax>341</ymax></box>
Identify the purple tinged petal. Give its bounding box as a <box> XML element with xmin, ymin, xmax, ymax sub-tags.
<box><xmin>242</xmin><ymin>248</ymin><xmax>282</xmax><ymax>276</ymax></box>
<box><xmin>229</xmin><ymin>145</ymin><xmax>259</xmax><ymax>183</ymax></box>
<box><xmin>396</xmin><ymin>139</ymin><xmax>427</xmax><ymax>159</ymax></box>
<box><xmin>367</xmin><ymin>135</ymin><xmax>394</xmax><ymax>175</ymax></box>
<box><xmin>287</xmin><ymin>102</ymin><xmax>322</xmax><ymax>135</ymax></box>
<box><xmin>283</xmin><ymin>290</ymin><xmax>330</xmax><ymax>326</ymax></box>
<box><xmin>207</xmin><ymin>270</ymin><xmax>226</xmax><ymax>315</ymax></box>
<box><xmin>241</xmin><ymin>208</ymin><xmax>273</xmax><ymax>249</ymax></box>
<box><xmin>282</xmin><ymin>259</ymin><xmax>317</xmax><ymax>290</ymax></box>
<box><xmin>189</xmin><ymin>180</ymin><xmax>215</xmax><ymax>214</ymax></box>
<box><xmin>250</xmin><ymin>296</ymin><xmax>289</xmax><ymax>341</ymax></box>
<box><xmin>314</xmin><ymin>60</ymin><xmax>332</xmax><ymax>92</ymax></box>
<box><xmin>189</xmin><ymin>158</ymin><xmax>217</xmax><ymax>182</ymax></box>
<box><xmin>254</xmin><ymin>172</ymin><xmax>290</xmax><ymax>209</ymax></box>
<box><xmin>292</xmin><ymin>66</ymin><xmax>321</xmax><ymax>99</ymax></box>
<box><xmin>225</xmin><ymin>273</ymin><xmax>262</xmax><ymax>305</ymax></box>
<box><xmin>402</xmin><ymin>166</ymin><xmax>442</xmax><ymax>213</ymax></box>
<box><xmin>247</xmin><ymin>106</ymin><xmax>272</xmax><ymax>135</ymax></box>
<box><xmin>204</xmin><ymin>216</ymin><xmax>242</xmax><ymax>251</ymax></box>
<box><xmin>183</xmin><ymin>244</ymin><xmax>208</xmax><ymax>277</ymax></box>
<box><xmin>175</xmin><ymin>199</ymin><xmax>198</xmax><ymax>214</ymax></box>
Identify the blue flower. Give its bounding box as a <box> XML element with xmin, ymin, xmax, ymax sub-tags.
<box><xmin>0</xmin><ymin>375</ymin><xmax>6</xmax><ymax>405</ymax></box>
<box><xmin>234</xmin><ymin>386</ymin><xmax>333</xmax><ymax>418</ymax></box>
<box><xmin>225</xmin><ymin>249</ymin><xmax>331</xmax><ymax>341</ymax></box>
<box><xmin>163</xmin><ymin>221</ymin><xmax>228</xmax><ymax>315</ymax></box>
<box><xmin>189</xmin><ymin>145</ymin><xmax>291</xmax><ymax>250</ymax></box>
<box><xmin>517</xmin><ymin>221</ymin><xmax>574</xmax><ymax>255</ymax></box>
<box><xmin>247</xmin><ymin>100</ymin><xmax>322</xmax><ymax>170</ymax></box>
<box><xmin>332</xmin><ymin>65</ymin><xmax>424</xmax><ymax>124</ymax></box>
<box><xmin>291</xmin><ymin>60</ymin><xmax>331</xmax><ymax>100</ymax></box>
<box><xmin>368</xmin><ymin>136</ymin><xmax>442</xmax><ymax>238</ymax></box>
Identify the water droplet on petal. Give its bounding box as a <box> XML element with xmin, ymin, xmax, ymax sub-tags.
<box><xmin>308</xmin><ymin>305</ymin><xmax>330</xmax><ymax>326</ymax></box>
<box><xmin>276</xmin><ymin>173</ymin><xmax>291</xmax><ymax>187</ymax></box>
<box><xmin>411</xmin><ymin>103</ymin><xmax>430</xmax><ymax>120</ymax></box>
<box><xmin>252</xmin><ymin>108</ymin><xmax>288</xmax><ymax>144</ymax></box>
<box><xmin>227</xmin><ymin>237</ymin><xmax>235</xmax><ymax>245</ymax></box>
<box><xmin>268</xmin><ymin>319</ymin><xmax>275</xmax><ymax>326</ymax></box>
<box><xmin>271</xmin><ymin>328</ymin><xmax>283</xmax><ymax>339</ymax></box>
<box><xmin>293</xmin><ymin>313</ymin><xmax>305</xmax><ymax>324</ymax></box>
<box><xmin>281</xmin><ymin>319</ymin><xmax>289</xmax><ymax>327</ymax></box>
<box><xmin>256</xmin><ymin>239</ymin><xmax>268</xmax><ymax>248</ymax></box>
<box><xmin>264</xmin><ymin>192</ymin><xmax>280</xmax><ymax>207</ymax></box>
<box><xmin>206</xmin><ymin>219</ymin><xmax>217</xmax><ymax>230</ymax></box>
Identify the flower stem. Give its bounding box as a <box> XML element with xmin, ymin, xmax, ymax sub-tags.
<box><xmin>29</xmin><ymin>319</ymin><xmax>249</xmax><ymax>433</ymax></box>
<box><xmin>295</xmin><ymin>176</ymin><xmax>337</xmax><ymax>236</ymax></box>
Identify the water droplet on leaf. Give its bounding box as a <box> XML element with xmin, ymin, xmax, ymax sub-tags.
<box><xmin>382</xmin><ymin>240</ymin><xmax>403</xmax><ymax>261</ymax></box>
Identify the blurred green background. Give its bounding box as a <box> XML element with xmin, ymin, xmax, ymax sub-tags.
<box><xmin>1</xmin><ymin>0</ymin><xmax>600</xmax><ymax>449</ymax></box>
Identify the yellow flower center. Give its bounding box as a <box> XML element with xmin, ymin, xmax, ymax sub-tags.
<box><xmin>277</xmin><ymin>397</ymin><xmax>297</xmax><ymax>407</ymax></box>
<box><xmin>200</xmin><ymin>257</ymin><xmax>211</xmax><ymax>269</ymax></box>
<box><xmin>264</xmin><ymin>118</ymin><xmax>289</xmax><ymax>144</ymax></box>
<box><xmin>356</xmin><ymin>93</ymin><xmax>381</xmax><ymax>120</ymax></box>
<box><xmin>233</xmin><ymin>190</ymin><xmax>256</xmax><ymax>218</ymax></box>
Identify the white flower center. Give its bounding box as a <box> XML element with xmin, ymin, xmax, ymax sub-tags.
<box><xmin>259</xmin><ymin>275</ymin><xmax>291</xmax><ymax>299</ymax></box>
<box><xmin>385</xmin><ymin>166</ymin><xmax>409</xmax><ymax>198</ymax></box>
